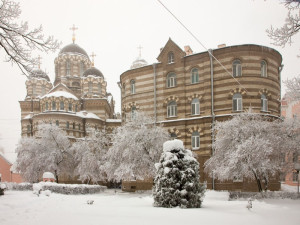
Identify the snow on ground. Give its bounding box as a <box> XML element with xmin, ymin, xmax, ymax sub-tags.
<box><xmin>0</xmin><ymin>189</ymin><xmax>299</xmax><ymax>225</ymax></box>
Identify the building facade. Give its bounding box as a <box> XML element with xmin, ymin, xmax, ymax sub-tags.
<box><xmin>19</xmin><ymin>41</ymin><xmax>120</xmax><ymax>141</ymax></box>
<box><xmin>120</xmin><ymin>38</ymin><xmax>283</xmax><ymax>191</ymax></box>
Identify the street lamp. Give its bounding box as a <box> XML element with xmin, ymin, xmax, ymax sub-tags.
<box><xmin>294</xmin><ymin>163</ymin><xmax>300</xmax><ymax>195</ymax></box>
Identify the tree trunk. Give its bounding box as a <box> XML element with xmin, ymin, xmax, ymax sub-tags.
<box><xmin>253</xmin><ymin>171</ymin><xmax>262</xmax><ymax>192</ymax></box>
<box><xmin>54</xmin><ymin>170</ymin><xmax>59</xmax><ymax>183</ymax></box>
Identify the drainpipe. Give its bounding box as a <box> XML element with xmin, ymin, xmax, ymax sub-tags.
<box><xmin>153</xmin><ymin>63</ymin><xmax>157</xmax><ymax>123</ymax></box>
<box><xmin>279</xmin><ymin>64</ymin><xmax>284</xmax><ymax>116</ymax></box>
<box><xmin>117</xmin><ymin>82</ymin><xmax>122</xmax><ymax>117</ymax></box>
<box><xmin>209</xmin><ymin>49</ymin><xmax>215</xmax><ymax>190</ymax></box>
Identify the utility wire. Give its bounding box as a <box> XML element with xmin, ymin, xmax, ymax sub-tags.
<box><xmin>156</xmin><ymin>0</ymin><xmax>249</xmax><ymax>93</ymax></box>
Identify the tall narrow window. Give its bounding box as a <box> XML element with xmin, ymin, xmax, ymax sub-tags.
<box><xmin>41</xmin><ymin>85</ymin><xmax>46</xmax><ymax>96</ymax></box>
<box><xmin>60</xmin><ymin>101</ymin><xmax>64</xmax><ymax>111</ymax></box>
<box><xmin>191</xmin><ymin>68</ymin><xmax>199</xmax><ymax>84</ymax></box>
<box><xmin>66</xmin><ymin>59</ymin><xmax>71</xmax><ymax>75</ymax></box>
<box><xmin>32</xmin><ymin>84</ymin><xmax>36</xmax><ymax>96</ymax></box>
<box><xmin>167</xmin><ymin>101</ymin><xmax>177</xmax><ymax>117</ymax></box>
<box><xmin>130</xmin><ymin>80</ymin><xmax>135</xmax><ymax>94</ymax></box>
<box><xmin>191</xmin><ymin>131</ymin><xmax>200</xmax><ymax>150</ymax></box>
<box><xmin>168</xmin><ymin>52</ymin><xmax>174</xmax><ymax>64</ymax></box>
<box><xmin>98</xmin><ymin>83</ymin><xmax>101</xmax><ymax>95</ymax></box>
<box><xmin>79</xmin><ymin>61</ymin><xmax>85</xmax><ymax>76</ymax></box>
<box><xmin>78</xmin><ymin>124</ymin><xmax>81</xmax><ymax>130</ymax></box>
<box><xmin>52</xmin><ymin>101</ymin><xmax>56</xmax><ymax>111</ymax></box>
<box><xmin>232</xmin><ymin>60</ymin><xmax>242</xmax><ymax>77</ymax></box>
<box><xmin>261</xmin><ymin>94</ymin><xmax>268</xmax><ymax>112</ymax></box>
<box><xmin>88</xmin><ymin>81</ymin><xmax>93</xmax><ymax>93</ymax></box>
<box><xmin>56</xmin><ymin>120</ymin><xmax>59</xmax><ymax>126</ymax></box>
<box><xmin>68</xmin><ymin>103</ymin><xmax>72</xmax><ymax>111</ymax></box>
<box><xmin>75</xmin><ymin>105</ymin><xmax>78</xmax><ymax>112</ymax></box>
<box><xmin>45</xmin><ymin>102</ymin><xmax>48</xmax><ymax>111</ymax></box>
<box><xmin>167</xmin><ymin>73</ymin><xmax>176</xmax><ymax>88</ymax></box>
<box><xmin>170</xmin><ymin>133</ymin><xmax>177</xmax><ymax>140</ymax></box>
<box><xmin>73</xmin><ymin>122</ymin><xmax>75</xmax><ymax>129</ymax></box>
<box><xmin>261</xmin><ymin>60</ymin><xmax>267</xmax><ymax>77</ymax></box>
<box><xmin>131</xmin><ymin>106</ymin><xmax>137</xmax><ymax>120</ymax></box>
<box><xmin>66</xmin><ymin>121</ymin><xmax>69</xmax><ymax>129</ymax></box>
<box><xmin>191</xmin><ymin>98</ymin><xmax>200</xmax><ymax>115</ymax></box>
<box><xmin>122</xmin><ymin>83</ymin><xmax>126</xmax><ymax>96</ymax></box>
<box><xmin>233</xmin><ymin>93</ymin><xmax>242</xmax><ymax>111</ymax></box>
<box><xmin>27</xmin><ymin>125</ymin><xmax>31</xmax><ymax>133</ymax></box>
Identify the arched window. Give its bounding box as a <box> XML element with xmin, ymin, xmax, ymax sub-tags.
<box><xmin>52</xmin><ymin>101</ymin><xmax>56</xmax><ymax>111</ymax></box>
<box><xmin>78</xmin><ymin>124</ymin><xmax>81</xmax><ymax>130</ymax></box>
<box><xmin>167</xmin><ymin>101</ymin><xmax>177</xmax><ymax>117</ymax></box>
<box><xmin>191</xmin><ymin>68</ymin><xmax>199</xmax><ymax>84</ymax></box>
<box><xmin>66</xmin><ymin>121</ymin><xmax>69</xmax><ymax>129</ymax></box>
<box><xmin>232</xmin><ymin>60</ymin><xmax>242</xmax><ymax>77</ymax></box>
<box><xmin>261</xmin><ymin>94</ymin><xmax>268</xmax><ymax>111</ymax></box>
<box><xmin>98</xmin><ymin>83</ymin><xmax>101</xmax><ymax>94</ymax></box>
<box><xmin>68</xmin><ymin>103</ymin><xmax>72</xmax><ymax>111</ymax></box>
<box><xmin>168</xmin><ymin>52</ymin><xmax>174</xmax><ymax>64</ymax></box>
<box><xmin>60</xmin><ymin>101</ymin><xmax>64</xmax><ymax>111</ymax></box>
<box><xmin>41</xmin><ymin>85</ymin><xmax>46</xmax><ymax>96</ymax></box>
<box><xmin>32</xmin><ymin>84</ymin><xmax>36</xmax><ymax>96</ymax></box>
<box><xmin>261</xmin><ymin>60</ymin><xmax>267</xmax><ymax>77</ymax></box>
<box><xmin>191</xmin><ymin>98</ymin><xmax>200</xmax><ymax>115</ymax></box>
<box><xmin>66</xmin><ymin>59</ymin><xmax>71</xmax><ymax>75</ymax></box>
<box><xmin>56</xmin><ymin>120</ymin><xmax>59</xmax><ymax>126</ymax></box>
<box><xmin>131</xmin><ymin>106</ymin><xmax>137</xmax><ymax>120</ymax></box>
<box><xmin>88</xmin><ymin>81</ymin><xmax>93</xmax><ymax>93</ymax></box>
<box><xmin>45</xmin><ymin>102</ymin><xmax>48</xmax><ymax>111</ymax></box>
<box><xmin>191</xmin><ymin>131</ymin><xmax>200</xmax><ymax>150</ymax></box>
<box><xmin>75</xmin><ymin>105</ymin><xmax>78</xmax><ymax>112</ymax></box>
<box><xmin>170</xmin><ymin>133</ymin><xmax>177</xmax><ymax>140</ymax></box>
<box><xmin>79</xmin><ymin>61</ymin><xmax>85</xmax><ymax>76</ymax></box>
<box><xmin>167</xmin><ymin>72</ymin><xmax>176</xmax><ymax>88</ymax></box>
<box><xmin>130</xmin><ymin>80</ymin><xmax>135</xmax><ymax>94</ymax></box>
<box><xmin>122</xmin><ymin>83</ymin><xmax>126</xmax><ymax>96</ymax></box>
<box><xmin>233</xmin><ymin>93</ymin><xmax>242</xmax><ymax>111</ymax></box>
<box><xmin>27</xmin><ymin>125</ymin><xmax>31</xmax><ymax>133</ymax></box>
<box><xmin>72</xmin><ymin>122</ymin><xmax>75</xmax><ymax>129</ymax></box>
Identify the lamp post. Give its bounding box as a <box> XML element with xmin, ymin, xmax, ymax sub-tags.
<box><xmin>294</xmin><ymin>163</ymin><xmax>300</xmax><ymax>195</ymax></box>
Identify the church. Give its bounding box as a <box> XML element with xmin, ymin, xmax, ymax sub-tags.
<box><xmin>19</xmin><ymin>34</ymin><xmax>120</xmax><ymax>140</ymax></box>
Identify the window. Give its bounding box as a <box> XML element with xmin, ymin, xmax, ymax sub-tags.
<box><xmin>261</xmin><ymin>60</ymin><xmax>267</xmax><ymax>77</ymax></box>
<box><xmin>191</xmin><ymin>98</ymin><xmax>200</xmax><ymax>115</ymax></box>
<box><xmin>27</xmin><ymin>125</ymin><xmax>31</xmax><ymax>133</ymax></box>
<box><xmin>79</xmin><ymin>61</ymin><xmax>85</xmax><ymax>76</ymax></box>
<box><xmin>293</xmin><ymin>172</ymin><xmax>298</xmax><ymax>182</ymax></box>
<box><xmin>168</xmin><ymin>52</ymin><xmax>174</xmax><ymax>64</ymax></box>
<box><xmin>73</xmin><ymin>122</ymin><xmax>75</xmax><ymax>129</ymax></box>
<box><xmin>52</xmin><ymin>101</ymin><xmax>56</xmax><ymax>110</ymax></box>
<box><xmin>98</xmin><ymin>83</ymin><xmax>101</xmax><ymax>94</ymax></box>
<box><xmin>60</xmin><ymin>101</ymin><xmax>64</xmax><ymax>111</ymax></box>
<box><xmin>170</xmin><ymin>133</ymin><xmax>177</xmax><ymax>140</ymax></box>
<box><xmin>233</xmin><ymin>93</ymin><xmax>242</xmax><ymax>111</ymax></box>
<box><xmin>191</xmin><ymin>131</ymin><xmax>200</xmax><ymax>149</ymax></box>
<box><xmin>56</xmin><ymin>120</ymin><xmax>59</xmax><ymax>126</ymax></box>
<box><xmin>68</xmin><ymin>103</ymin><xmax>72</xmax><ymax>111</ymax></box>
<box><xmin>45</xmin><ymin>102</ymin><xmax>48</xmax><ymax>111</ymax></box>
<box><xmin>131</xmin><ymin>106</ymin><xmax>137</xmax><ymax>120</ymax></box>
<box><xmin>261</xmin><ymin>94</ymin><xmax>268</xmax><ymax>112</ymax></box>
<box><xmin>66</xmin><ymin>59</ymin><xmax>71</xmax><ymax>75</ymax></box>
<box><xmin>130</xmin><ymin>80</ymin><xmax>135</xmax><ymax>94</ymax></box>
<box><xmin>75</xmin><ymin>105</ymin><xmax>78</xmax><ymax>112</ymax></box>
<box><xmin>167</xmin><ymin>73</ymin><xmax>176</xmax><ymax>88</ymax></box>
<box><xmin>88</xmin><ymin>82</ymin><xmax>93</xmax><ymax>93</ymax></box>
<box><xmin>41</xmin><ymin>85</ymin><xmax>46</xmax><ymax>96</ymax></box>
<box><xmin>66</xmin><ymin>121</ymin><xmax>69</xmax><ymax>129</ymax></box>
<box><xmin>191</xmin><ymin>68</ymin><xmax>199</xmax><ymax>84</ymax></box>
<box><xmin>32</xmin><ymin>84</ymin><xmax>36</xmax><ymax>96</ymax></box>
<box><xmin>232</xmin><ymin>60</ymin><xmax>242</xmax><ymax>77</ymax></box>
<box><xmin>78</xmin><ymin>124</ymin><xmax>81</xmax><ymax>130</ymax></box>
<box><xmin>167</xmin><ymin>101</ymin><xmax>177</xmax><ymax>117</ymax></box>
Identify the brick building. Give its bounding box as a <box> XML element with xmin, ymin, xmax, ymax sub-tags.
<box><xmin>0</xmin><ymin>154</ymin><xmax>22</xmax><ymax>183</ymax></box>
<box><xmin>120</xmin><ymin>38</ymin><xmax>283</xmax><ymax>191</ymax></box>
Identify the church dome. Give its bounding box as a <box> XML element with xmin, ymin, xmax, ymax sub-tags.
<box><xmin>130</xmin><ymin>57</ymin><xmax>148</xmax><ymax>69</ymax></box>
<box><xmin>83</xmin><ymin>67</ymin><xmax>104</xmax><ymax>78</ymax></box>
<box><xmin>59</xmin><ymin>43</ymin><xmax>89</xmax><ymax>58</ymax></box>
<box><xmin>29</xmin><ymin>69</ymin><xmax>50</xmax><ymax>81</ymax></box>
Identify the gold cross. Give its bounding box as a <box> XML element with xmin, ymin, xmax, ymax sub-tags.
<box><xmin>70</xmin><ymin>24</ymin><xmax>78</xmax><ymax>43</ymax></box>
<box><xmin>90</xmin><ymin>52</ymin><xmax>96</xmax><ymax>66</ymax></box>
<box><xmin>37</xmin><ymin>55</ymin><xmax>42</xmax><ymax>69</ymax></box>
<box><xmin>137</xmin><ymin>45</ymin><xmax>143</xmax><ymax>58</ymax></box>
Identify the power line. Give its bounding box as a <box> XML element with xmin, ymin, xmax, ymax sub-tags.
<box><xmin>156</xmin><ymin>0</ymin><xmax>249</xmax><ymax>93</ymax></box>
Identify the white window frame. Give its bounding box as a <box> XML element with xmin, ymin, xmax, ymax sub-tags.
<box><xmin>168</xmin><ymin>52</ymin><xmax>174</xmax><ymax>64</ymax></box>
<box><xmin>191</xmin><ymin>131</ymin><xmax>200</xmax><ymax>150</ymax></box>
<box><xmin>191</xmin><ymin>98</ymin><xmax>200</xmax><ymax>115</ymax></box>
<box><xmin>167</xmin><ymin>101</ymin><xmax>177</xmax><ymax>117</ymax></box>
<box><xmin>261</xmin><ymin>94</ymin><xmax>268</xmax><ymax>112</ymax></box>
<box><xmin>167</xmin><ymin>73</ymin><xmax>176</xmax><ymax>88</ymax></box>
<box><xmin>66</xmin><ymin>60</ymin><xmax>71</xmax><ymax>75</ymax></box>
<box><xmin>261</xmin><ymin>60</ymin><xmax>267</xmax><ymax>77</ymax></box>
<box><xmin>232</xmin><ymin>60</ymin><xmax>242</xmax><ymax>77</ymax></box>
<box><xmin>191</xmin><ymin>68</ymin><xmax>199</xmax><ymax>84</ymax></box>
<box><xmin>233</xmin><ymin>93</ymin><xmax>242</xmax><ymax>111</ymax></box>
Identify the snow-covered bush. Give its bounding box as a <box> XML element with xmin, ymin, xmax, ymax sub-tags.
<box><xmin>153</xmin><ymin>140</ymin><xmax>205</xmax><ymax>208</ymax></box>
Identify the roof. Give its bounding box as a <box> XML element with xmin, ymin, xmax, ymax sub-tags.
<box><xmin>83</xmin><ymin>67</ymin><xmax>104</xmax><ymax>78</ymax></box>
<box><xmin>76</xmin><ymin>111</ymin><xmax>101</xmax><ymax>120</ymax></box>
<box><xmin>41</xmin><ymin>91</ymin><xmax>78</xmax><ymax>100</ymax></box>
<box><xmin>29</xmin><ymin>69</ymin><xmax>50</xmax><ymax>81</ymax></box>
<box><xmin>59</xmin><ymin>43</ymin><xmax>89</xmax><ymax>58</ymax></box>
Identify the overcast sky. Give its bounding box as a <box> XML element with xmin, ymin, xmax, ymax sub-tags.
<box><xmin>0</xmin><ymin>0</ymin><xmax>299</xmax><ymax>162</ymax></box>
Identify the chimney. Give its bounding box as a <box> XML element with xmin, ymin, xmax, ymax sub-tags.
<box><xmin>184</xmin><ymin>45</ymin><xmax>193</xmax><ymax>56</ymax></box>
<box><xmin>218</xmin><ymin>44</ymin><xmax>226</xmax><ymax>48</ymax></box>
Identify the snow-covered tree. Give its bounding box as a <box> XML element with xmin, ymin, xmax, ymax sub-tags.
<box><xmin>104</xmin><ymin>113</ymin><xmax>169</xmax><ymax>182</ymax></box>
<box><xmin>15</xmin><ymin>124</ymin><xmax>74</xmax><ymax>183</ymax></box>
<box><xmin>284</xmin><ymin>76</ymin><xmax>300</xmax><ymax>100</ymax></box>
<box><xmin>153</xmin><ymin>140</ymin><xmax>205</xmax><ymax>208</ymax></box>
<box><xmin>204</xmin><ymin>113</ymin><xmax>282</xmax><ymax>192</ymax></box>
<box><xmin>72</xmin><ymin>129</ymin><xmax>109</xmax><ymax>184</ymax></box>
<box><xmin>0</xmin><ymin>0</ymin><xmax>60</xmax><ymax>76</ymax></box>
<box><xmin>266</xmin><ymin>0</ymin><xmax>300</xmax><ymax>50</ymax></box>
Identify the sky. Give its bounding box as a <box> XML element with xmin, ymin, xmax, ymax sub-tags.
<box><xmin>0</xmin><ymin>0</ymin><xmax>299</xmax><ymax>162</ymax></box>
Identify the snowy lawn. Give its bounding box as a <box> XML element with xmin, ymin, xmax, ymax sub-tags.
<box><xmin>0</xmin><ymin>189</ymin><xmax>299</xmax><ymax>225</ymax></box>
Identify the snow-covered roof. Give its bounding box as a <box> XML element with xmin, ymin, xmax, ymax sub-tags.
<box><xmin>23</xmin><ymin>113</ymin><xmax>33</xmax><ymax>119</ymax></box>
<box><xmin>106</xmin><ymin>119</ymin><xmax>121</xmax><ymax>123</ymax></box>
<box><xmin>76</xmin><ymin>111</ymin><xmax>101</xmax><ymax>120</ymax></box>
<box><xmin>42</xmin><ymin>91</ymin><xmax>78</xmax><ymax>100</ymax></box>
<box><xmin>43</xmin><ymin>172</ymin><xmax>55</xmax><ymax>179</ymax></box>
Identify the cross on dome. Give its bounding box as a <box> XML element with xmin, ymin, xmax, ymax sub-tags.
<box><xmin>137</xmin><ymin>45</ymin><xmax>143</xmax><ymax>58</ymax></box>
<box><xmin>70</xmin><ymin>24</ymin><xmax>78</xmax><ymax>43</ymax></box>
<box><xmin>90</xmin><ymin>52</ymin><xmax>96</xmax><ymax>66</ymax></box>
<box><xmin>37</xmin><ymin>55</ymin><xmax>42</xmax><ymax>69</ymax></box>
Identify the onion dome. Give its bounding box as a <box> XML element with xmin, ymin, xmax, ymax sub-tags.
<box><xmin>83</xmin><ymin>67</ymin><xmax>104</xmax><ymax>78</ymax></box>
<box><xmin>59</xmin><ymin>43</ymin><xmax>89</xmax><ymax>58</ymax></box>
<box><xmin>29</xmin><ymin>69</ymin><xmax>50</xmax><ymax>81</ymax></box>
<box><xmin>130</xmin><ymin>57</ymin><xmax>148</xmax><ymax>69</ymax></box>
